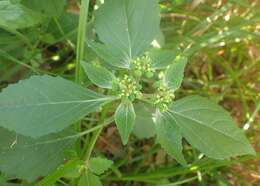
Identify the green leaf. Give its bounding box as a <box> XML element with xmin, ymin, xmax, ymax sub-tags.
<box><xmin>78</xmin><ymin>171</ymin><xmax>102</xmax><ymax>186</ymax></box>
<box><xmin>115</xmin><ymin>101</ymin><xmax>136</xmax><ymax>145</ymax></box>
<box><xmin>0</xmin><ymin>75</ymin><xmax>114</xmax><ymax>137</ymax></box>
<box><xmin>81</xmin><ymin>62</ymin><xmax>116</xmax><ymax>89</ymax></box>
<box><xmin>164</xmin><ymin>56</ymin><xmax>188</xmax><ymax>90</ymax></box>
<box><xmin>0</xmin><ymin>31</ymin><xmax>25</xmax><ymax>56</ymax></box>
<box><xmin>166</xmin><ymin>96</ymin><xmax>256</xmax><ymax>160</ymax></box>
<box><xmin>95</xmin><ymin>0</ymin><xmax>160</xmax><ymax>68</ymax></box>
<box><xmin>47</xmin><ymin>12</ymin><xmax>78</xmax><ymax>41</ymax></box>
<box><xmin>89</xmin><ymin>157</ymin><xmax>113</xmax><ymax>175</ymax></box>
<box><xmin>89</xmin><ymin>42</ymin><xmax>127</xmax><ymax>69</ymax></box>
<box><xmin>149</xmin><ymin>48</ymin><xmax>179</xmax><ymax>69</ymax></box>
<box><xmin>133</xmin><ymin>103</ymin><xmax>156</xmax><ymax>139</ymax></box>
<box><xmin>154</xmin><ymin>111</ymin><xmax>187</xmax><ymax>165</ymax></box>
<box><xmin>0</xmin><ymin>127</ymin><xmax>75</xmax><ymax>181</ymax></box>
<box><xmin>21</xmin><ymin>0</ymin><xmax>67</xmax><ymax>17</ymax></box>
<box><xmin>0</xmin><ymin>0</ymin><xmax>42</xmax><ymax>29</ymax></box>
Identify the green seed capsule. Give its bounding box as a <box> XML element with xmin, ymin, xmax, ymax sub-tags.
<box><xmin>145</xmin><ymin>71</ymin><xmax>154</xmax><ymax>78</ymax></box>
<box><xmin>134</xmin><ymin>70</ymin><xmax>142</xmax><ymax>77</ymax></box>
<box><xmin>153</xmin><ymin>81</ymin><xmax>161</xmax><ymax>88</ymax></box>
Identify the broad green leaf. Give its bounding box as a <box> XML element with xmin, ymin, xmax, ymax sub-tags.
<box><xmin>89</xmin><ymin>157</ymin><xmax>113</xmax><ymax>175</ymax></box>
<box><xmin>0</xmin><ymin>31</ymin><xmax>24</xmax><ymax>54</ymax></box>
<box><xmin>89</xmin><ymin>42</ymin><xmax>127</xmax><ymax>69</ymax></box>
<box><xmin>0</xmin><ymin>127</ymin><xmax>75</xmax><ymax>181</ymax></box>
<box><xmin>0</xmin><ymin>75</ymin><xmax>114</xmax><ymax>137</ymax></box>
<box><xmin>0</xmin><ymin>0</ymin><xmax>42</xmax><ymax>29</ymax></box>
<box><xmin>81</xmin><ymin>62</ymin><xmax>116</xmax><ymax>89</ymax></box>
<box><xmin>164</xmin><ymin>56</ymin><xmax>188</xmax><ymax>90</ymax></box>
<box><xmin>21</xmin><ymin>0</ymin><xmax>67</xmax><ymax>17</ymax></box>
<box><xmin>154</xmin><ymin>111</ymin><xmax>187</xmax><ymax>165</ymax></box>
<box><xmin>166</xmin><ymin>96</ymin><xmax>255</xmax><ymax>160</ymax></box>
<box><xmin>133</xmin><ymin>103</ymin><xmax>156</xmax><ymax>139</ymax></box>
<box><xmin>95</xmin><ymin>0</ymin><xmax>160</xmax><ymax>68</ymax></box>
<box><xmin>149</xmin><ymin>48</ymin><xmax>179</xmax><ymax>69</ymax></box>
<box><xmin>47</xmin><ymin>12</ymin><xmax>78</xmax><ymax>41</ymax></box>
<box><xmin>78</xmin><ymin>171</ymin><xmax>102</xmax><ymax>186</ymax></box>
<box><xmin>115</xmin><ymin>101</ymin><xmax>136</xmax><ymax>145</ymax></box>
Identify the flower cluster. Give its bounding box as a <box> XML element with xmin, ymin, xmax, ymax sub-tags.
<box><xmin>154</xmin><ymin>86</ymin><xmax>175</xmax><ymax>112</ymax></box>
<box><xmin>132</xmin><ymin>56</ymin><xmax>155</xmax><ymax>78</ymax></box>
<box><xmin>113</xmin><ymin>75</ymin><xmax>142</xmax><ymax>101</ymax></box>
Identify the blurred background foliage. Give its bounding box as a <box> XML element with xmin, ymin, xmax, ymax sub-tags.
<box><xmin>0</xmin><ymin>0</ymin><xmax>259</xmax><ymax>185</ymax></box>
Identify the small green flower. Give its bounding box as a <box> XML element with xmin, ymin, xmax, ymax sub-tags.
<box><xmin>153</xmin><ymin>85</ymin><xmax>175</xmax><ymax>112</ymax></box>
<box><xmin>132</xmin><ymin>55</ymin><xmax>155</xmax><ymax>78</ymax></box>
<box><xmin>113</xmin><ymin>75</ymin><xmax>142</xmax><ymax>101</ymax></box>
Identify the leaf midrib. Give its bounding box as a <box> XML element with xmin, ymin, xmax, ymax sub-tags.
<box><xmin>122</xmin><ymin>1</ymin><xmax>132</xmax><ymax>61</ymax></box>
<box><xmin>0</xmin><ymin>97</ymin><xmax>114</xmax><ymax>109</ymax></box>
<box><xmin>168</xmin><ymin>110</ymin><xmax>246</xmax><ymax>145</ymax></box>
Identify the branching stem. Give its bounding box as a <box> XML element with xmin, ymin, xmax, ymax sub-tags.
<box><xmin>75</xmin><ymin>0</ymin><xmax>89</xmax><ymax>84</ymax></box>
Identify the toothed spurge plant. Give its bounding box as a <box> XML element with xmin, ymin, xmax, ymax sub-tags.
<box><xmin>0</xmin><ymin>0</ymin><xmax>255</xmax><ymax>185</ymax></box>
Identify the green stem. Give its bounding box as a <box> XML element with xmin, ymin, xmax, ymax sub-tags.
<box><xmin>0</xmin><ymin>49</ymin><xmax>55</xmax><ymax>75</ymax></box>
<box><xmin>0</xmin><ymin>49</ymin><xmax>37</xmax><ymax>73</ymax></box>
<box><xmin>54</xmin><ymin>17</ymin><xmax>65</xmax><ymax>36</ymax></box>
<box><xmin>84</xmin><ymin>127</ymin><xmax>103</xmax><ymax>164</ymax></box>
<box><xmin>159</xmin><ymin>175</ymin><xmax>199</xmax><ymax>186</ymax></box>
<box><xmin>104</xmin><ymin>153</ymin><xmax>259</xmax><ymax>182</ymax></box>
<box><xmin>53</xmin><ymin>17</ymin><xmax>74</xmax><ymax>48</ymax></box>
<box><xmin>84</xmin><ymin>109</ymin><xmax>112</xmax><ymax>164</ymax></box>
<box><xmin>74</xmin><ymin>0</ymin><xmax>90</xmax><ymax>154</ymax></box>
<box><xmin>75</xmin><ymin>0</ymin><xmax>90</xmax><ymax>84</ymax></box>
